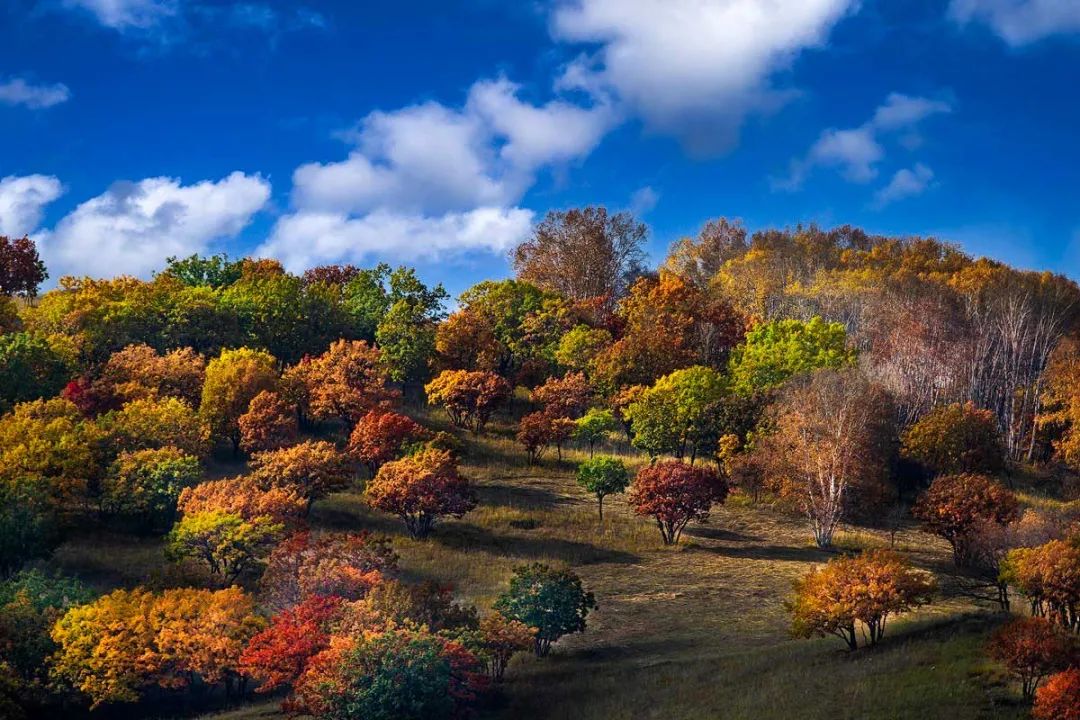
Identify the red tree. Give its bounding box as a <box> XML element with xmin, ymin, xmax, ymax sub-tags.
<box><xmin>628</xmin><ymin>461</ymin><xmax>728</xmax><ymax>544</ymax></box>
<box><xmin>531</xmin><ymin>372</ymin><xmax>593</xmax><ymax>418</ymax></box>
<box><xmin>0</xmin><ymin>236</ymin><xmax>47</xmax><ymax>298</ymax></box>
<box><xmin>988</xmin><ymin>617</ymin><xmax>1075</xmax><ymax>700</ymax></box>
<box><xmin>347</xmin><ymin>410</ymin><xmax>430</xmax><ymax>475</ymax></box>
<box><xmin>239</xmin><ymin>595</ymin><xmax>346</xmax><ymax>693</ymax></box>
<box><xmin>913</xmin><ymin>473</ymin><xmax>1020</xmax><ymax>565</ymax></box>
<box><xmin>365</xmin><ymin>448</ymin><xmax>477</xmax><ymax>538</ymax></box>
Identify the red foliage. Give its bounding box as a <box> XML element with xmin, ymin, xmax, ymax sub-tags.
<box><xmin>988</xmin><ymin>617</ymin><xmax>1076</xmax><ymax>700</ymax></box>
<box><xmin>913</xmin><ymin>473</ymin><xmax>1020</xmax><ymax>565</ymax></box>
<box><xmin>365</xmin><ymin>448</ymin><xmax>477</xmax><ymax>538</ymax></box>
<box><xmin>0</xmin><ymin>235</ymin><xmax>47</xmax><ymax>297</ymax></box>
<box><xmin>301</xmin><ymin>264</ymin><xmax>361</xmax><ymax>287</ymax></box>
<box><xmin>628</xmin><ymin>461</ymin><xmax>728</xmax><ymax>544</ymax></box>
<box><xmin>239</xmin><ymin>595</ymin><xmax>346</xmax><ymax>693</ymax></box>
<box><xmin>531</xmin><ymin>372</ymin><xmax>593</xmax><ymax>418</ymax></box>
<box><xmin>347</xmin><ymin>410</ymin><xmax>431</xmax><ymax>475</ymax></box>
<box><xmin>260</xmin><ymin>531</ymin><xmax>398</xmax><ymax>612</ymax></box>
<box><xmin>1035</xmin><ymin>668</ymin><xmax>1080</xmax><ymax>720</ymax></box>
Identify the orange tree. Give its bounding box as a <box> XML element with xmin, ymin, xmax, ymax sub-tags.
<box><xmin>424</xmin><ymin>369</ymin><xmax>511</xmax><ymax>433</ymax></box>
<box><xmin>790</xmin><ymin>549</ymin><xmax>936</xmax><ymax>651</ymax></box>
<box><xmin>238</xmin><ymin>390</ymin><xmax>297</xmax><ymax>454</ymax></box>
<box><xmin>365</xmin><ymin>448</ymin><xmax>476</xmax><ymax>538</ymax></box>
<box><xmin>531</xmin><ymin>372</ymin><xmax>593</xmax><ymax>418</ymax></box>
<box><xmin>303</xmin><ymin>340</ymin><xmax>397</xmax><ymax>427</ymax></box>
<box><xmin>913</xmin><ymin>473</ymin><xmax>1020</xmax><ymax>565</ymax></box>
<box><xmin>177</xmin><ymin>476</ymin><xmax>307</xmax><ymax>526</ymax></box>
<box><xmin>1002</xmin><ymin>539</ymin><xmax>1080</xmax><ymax>630</ymax></box>
<box><xmin>347</xmin><ymin>410</ymin><xmax>430</xmax><ymax>476</ymax></box>
<box><xmin>1035</xmin><ymin>668</ymin><xmax>1080</xmax><ymax>720</ymax></box>
<box><xmin>472</xmin><ymin>613</ymin><xmax>536</xmax><ymax>682</ymax></box>
<box><xmin>901</xmin><ymin>401</ymin><xmax>1005</xmax><ymax>477</ymax></box>
<box><xmin>249</xmin><ymin>440</ymin><xmax>353</xmax><ymax>514</ymax></box>
<box><xmin>987</xmin><ymin>617</ymin><xmax>1075</xmax><ymax>700</ymax></box>
<box><xmin>628</xmin><ymin>461</ymin><xmax>727</xmax><ymax>545</ymax></box>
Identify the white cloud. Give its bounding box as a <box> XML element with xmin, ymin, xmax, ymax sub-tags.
<box><xmin>0</xmin><ymin>175</ymin><xmax>64</xmax><ymax>237</ymax></box>
<box><xmin>36</xmin><ymin>172</ymin><xmax>269</xmax><ymax>279</ymax></box>
<box><xmin>629</xmin><ymin>185</ymin><xmax>659</xmax><ymax>215</ymax></box>
<box><xmin>777</xmin><ymin>93</ymin><xmax>951</xmax><ymax>190</ymax></box>
<box><xmin>62</xmin><ymin>0</ymin><xmax>177</xmax><ymax>30</ymax></box>
<box><xmin>551</xmin><ymin>0</ymin><xmax>856</xmax><ymax>153</ymax></box>
<box><xmin>872</xmin><ymin>164</ymin><xmax>935</xmax><ymax>207</ymax></box>
<box><xmin>0</xmin><ymin>78</ymin><xmax>71</xmax><ymax>109</ymax></box>
<box><xmin>260</xmin><ymin>208</ymin><xmax>535</xmax><ymax>272</ymax></box>
<box><xmin>949</xmin><ymin>0</ymin><xmax>1080</xmax><ymax>45</ymax></box>
<box><xmin>266</xmin><ymin>76</ymin><xmax>612</xmax><ymax>269</ymax></box>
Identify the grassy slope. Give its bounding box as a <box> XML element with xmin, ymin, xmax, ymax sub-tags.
<box><xmin>54</xmin><ymin>413</ymin><xmax>1029</xmax><ymax>720</ymax></box>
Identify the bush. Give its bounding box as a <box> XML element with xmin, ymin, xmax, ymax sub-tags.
<box><xmin>238</xmin><ymin>390</ymin><xmax>298</xmax><ymax>454</ymax></box>
<box><xmin>988</xmin><ymin>617</ymin><xmax>1075</xmax><ymax>700</ymax></box>
<box><xmin>425</xmin><ymin>369</ymin><xmax>510</xmax><ymax>433</ymax></box>
<box><xmin>494</xmin><ymin>563</ymin><xmax>596</xmax><ymax>657</ymax></box>
<box><xmin>901</xmin><ymin>402</ymin><xmax>1005</xmax><ymax>476</ymax></box>
<box><xmin>1035</xmin><ymin>668</ymin><xmax>1080</xmax><ymax>720</ymax></box>
<box><xmin>912</xmin><ymin>473</ymin><xmax>1019</xmax><ymax>565</ymax></box>
<box><xmin>574</xmin><ymin>408</ymin><xmax>618</xmax><ymax>456</ymax></box>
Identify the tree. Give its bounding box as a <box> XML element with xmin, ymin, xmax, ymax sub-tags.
<box><xmin>728</xmin><ymin>317</ymin><xmax>855</xmax><ymax>395</ymax></box>
<box><xmin>290</xmin><ymin>627</ymin><xmax>486</xmax><ymax>720</ymax></box>
<box><xmin>200</xmin><ymin>347</ymin><xmax>278</xmax><ymax>453</ymax></box>
<box><xmin>303</xmin><ymin>264</ymin><xmax>361</xmax><ymax>287</ymax></box>
<box><xmin>238</xmin><ymin>390</ymin><xmax>298</xmax><ymax>454</ymax></box>
<box><xmin>494</xmin><ymin>563</ymin><xmax>596</xmax><ymax>657</ymax></box>
<box><xmin>518</xmin><ymin>411</ymin><xmax>555</xmax><ymax>465</ymax></box>
<box><xmin>1035</xmin><ymin>668</ymin><xmax>1080</xmax><ymax>720</ymax></box>
<box><xmin>260</xmin><ymin>531</ymin><xmax>397</xmax><ymax>611</ymax></box>
<box><xmin>987</xmin><ymin>617</ymin><xmax>1074</xmax><ymax>700</ymax></box>
<box><xmin>1002</xmin><ymin>540</ymin><xmax>1080</xmax><ymax>630</ymax></box>
<box><xmin>375</xmin><ymin>271</ymin><xmax>448</xmax><ymax>389</ymax></box>
<box><xmin>162</xmin><ymin>253</ymin><xmax>243</xmax><ymax>288</ymax></box>
<box><xmin>901</xmin><ymin>402</ymin><xmax>1005</xmax><ymax>477</ymax></box>
<box><xmin>628</xmin><ymin>461</ymin><xmax>727</xmax><ymax>545</ymax></box>
<box><xmin>0</xmin><ymin>486</ymin><xmax>54</xmax><ymax>575</ymax></box>
<box><xmin>361</xmin><ymin>579</ymin><xmax>479</xmax><ymax>632</ymax></box>
<box><xmin>472</xmin><ymin>613</ymin><xmax>535</xmax><ymax>682</ymax></box>
<box><xmin>425</xmin><ymin>370</ymin><xmax>511</xmax><ymax>433</ymax></box>
<box><xmin>790</xmin><ymin>550</ymin><xmax>936</xmax><ymax>651</ymax></box>
<box><xmin>365</xmin><ymin>449</ymin><xmax>476</xmax><ymax>538</ymax></box>
<box><xmin>347</xmin><ymin>410</ymin><xmax>430</xmax><ymax>476</ymax></box>
<box><xmin>177</xmin><ymin>476</ymin><xmax>307</xmax><ymax>525</ymax></box>
<box><xmin>531</xmin><ymin>372</ymin><xmax>593</xmax><ymax>418</ymax></box>
<box><xmin>555</xmin><ymin>325</ymin><xmax>612</xmax><ymax>375</ymax></box>
<box><xmin>575</xmin><ymin>408</ymin><xmax>618</xmax><ymax>456</ymax></box>
<box><xmin>100</xmin><ymin>395</ymin><xmax>210</xmax><ymax>458</ymax></box>
<box><xmin>662</xmin><ymin>218</ymin><xmax>748</xmax><ymax>287</ymax></box>
<box><xmin>101</xmin><ymin>447</ymin><xmax>201</xmax><ymax>531</ymax></box>
<box><xmin>239</xmin><ymin>595</ymin><xmax>345</xmax><ymax>694</ymax></box>
<box><xmin>0</xmin><ymin>236</ymin><xmax>47</xmax><ymax>298</ymax></box>
<box><xmin>0</xmin><ymin>333</ymin><xmax>70</xmax><ymax>412</ymax></box>
<box><xmin>625</xmin><ymin>366</ymin><xmax>729</xmax><ymax>462</ymax></box>
<box><xmin>576</xmin><ymin>457</ymin><xmax>629</xmax><ymax>521</ymax></box>
<box><xmin>758</xmin><ymin>369</ymin><xmax>895</xmax><ymax>547</ymax></box>
<box><xmin>165</xmin><ymin>511</ymin><xmax>284</xmax><ymax>582</ymax></box>
<box><xmin>913</xmin><ymin>473</ymin><xmax>1020</xmax><ymax>565</ymax></box>
<box><xmin>249</xmin><ymin>440</ymin><xmax>353</xmax><ymax>512</ymax></box>
<box><xmin>513</xmin><ymin>207</ymin><xmax>647</xmax><ymax>311</ymax></box>
<box><xmin>303</xmin><ymin>340</ymin><xmax>397</xmax><ymax>427</ymax></box>
<box><xmin>94</xmin><ymin>344</ymin><xmax>206</xmax><ymax>409</ymax></box>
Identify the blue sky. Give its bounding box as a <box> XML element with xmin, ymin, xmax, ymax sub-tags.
<box><xmin>1</xmin><ymin>0</ymin><xmax>1078</xmax><ymax>298</ymax></box>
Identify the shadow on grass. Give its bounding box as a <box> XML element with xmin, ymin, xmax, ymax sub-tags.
<box><xmin>684</xmin><ymin>526</ymin><xmax>764</xmax><ymax>542</ymax></box>
<box><xmin>432</xmin><ymin>522</ymin><xmax>641</xmax><ymax>566</ymax></box>
<box><xmin>477</xmin><ymin>482</ymin><xmax>574</xmax><ymax>511</ymax></box>
<box><xmin>699</xmin><ymin>543</ymin><xmax>831</xmax><ymax>564</ymax></box>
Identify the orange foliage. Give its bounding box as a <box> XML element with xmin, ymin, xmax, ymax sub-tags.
<box><xmin>1035</xmin><ymin>668</ymin><xmax>1080</xmax><ymax>720</ymax></box>
<box><xmin>249</xmin><ymin>440</ymin><xmax>353</xmax><ymax>511</ymax></box>
<box><xmin>303</xmin><ymin>340</ymin><xmax>397</xmax><ymax>426</ymax></box>
<box><xmin>424</xmin><ymin>369</ymin><xmax>511</xmax><ymax>433</ymax></box>
<box><xmin>346</xmin><ymin>410</ymin><xmax>430</xmax><ymax>475</ymax></box>
<box><xmin>1002</xmin><ymin>539</ymin><xmax>1080</xmax><ymax>631</ymax></box>
<box><xmin>177</xmin><ymin>475</ymin><xmax>307</xmax><ymax>525</ymax></box>
<box><xmin>238</xmin><ymin>390</ymin><xmax>297</xmax><ymax>454</ymax></box>
<box><xmin>987</xmin><ymin>617</ymin><xmax>1074</xmax><ymax>699</ymax></box>
<box><xmin>913</xmin><ymin>473</ymin><xmax>1020</xmax><ymax>565</ymax></box>
<box><xmin>530</xmin><ymin>372</ymin><xmax>593</xmax><ymax>418</ymax></box>
<box><xmin>365</xmin><ymin>448</ymin><xmax>477</xmax><ymax>538</ymax></box>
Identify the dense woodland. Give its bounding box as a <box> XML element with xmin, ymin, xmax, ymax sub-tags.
<box><xmin>2</xmin><ymin>209</ymin><xmax>1080</xmax><ymax>719</ymax></box>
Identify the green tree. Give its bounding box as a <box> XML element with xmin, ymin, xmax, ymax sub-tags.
<box><xmin>166</xmin><ymin>510</ymin><xmax>283</xmax><ymax>582</ymax></box>
<box><xmin>161</xmin><ymin>253</ymin><xmax>243</xmax><ymax>288</ymax></box>
<box><xmin>101</xmin><ymin>447</ymin><xmax>201</xmax><ymax>531</ymax></box>
<box><xmin>625</xmin><ymin>366</ymin><xmax>728</xmax><ymax>462</ymax></box>
<box><xmin>728</xmin><ymin>317</ymin><xmax>855</xmax><ymax>394</ymax></box>
<box><xmin>0</xmin><ymin>332</ymin><xmax>71</xmax><ymax>412</ymax></box>
<box><xmin>574</xmin><ymin>408</ymin><xmax>618</xmax><ymax>456</ymax></box>
<box><xmin>494</xmin><ymin>563</ymin><xmax>596</xmax><ymax>657</ymax></box>
<box><xmin>575</xmin><ymin>456</ymin><xmax>629</xmax><ymax>521</ymax></box>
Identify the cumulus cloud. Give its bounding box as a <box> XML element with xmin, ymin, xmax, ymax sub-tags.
<box><xmin>0</xmin><ymin>175</ymin><xmax>64</xmax><ymax>237</ymax></box>
<box><xmin>949</xmin><ymin>0</ymin><xmax>1080</xmax><ymax>46</ymax></box>
<box><xmin>872</xmin><ymin>164</ymin><xmax>935</xmax><ymax>208</ymax></box>
<box><xmin>263</xmin><ymin>77</ymin><xmax>613</xmax><ymax>270</ymax></box>
<box><xmin>551</xmin><ymin>0</ymin><xmax>856</xmax><ymax>153</ymax></box>
<box><xmin>36</xmin><ymin>172</ymin><xmax>269</xmax><ymax>279</ymax></box>
<box><xmin>0</xmin><ymin>78</ymin><xmax>72</xmax><ymax>109</ymax></box>
<box><xmin>776</xmin><ymin>93</ymin><xmax>951</xmax><ymax>190</ymax></box>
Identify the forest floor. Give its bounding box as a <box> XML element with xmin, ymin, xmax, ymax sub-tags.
<box><xmin>51</xmin><ymin>411</ymin><xmax>1032</xmax><ymax>720</ymax></box>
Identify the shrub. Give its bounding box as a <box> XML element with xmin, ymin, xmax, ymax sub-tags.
<box><xmin>177</xmin><ymin>475</ymin><xmax>307</xmax><ymax>525</ymax></box>
<box><xmin>901</xmin><ymin>402</ymin><xmax>1005</xmax><ymax>476</ymax></box>
<box><xmin>628</xmin><ymin>461</ymin><xmax>727</xmax><ymax>545</ymax></box>
<box><xmin>249</xmin><ymin>440</ymin><xmax>353</xmax><ymax>513</ymax></box>
<box><xmin>347</xmin><ymin>410</ymin><xmax>430</xmax><ymax>475</ymax></box>
<box><xmin>239</xmin><ymin>595</ymin><xmax>346</xmax><ymax>694</ymax></box>
<box><xmin>531</xmin><ymin>372</ymin><xmax>593</xmax><ymax>418</ymax></box>
<box><xmin>494</xmin><ymin>563</ymin><xmax>596</xmax><ymax>657</ymax></box>
<box><xmin>913</xmin><ymin>473</ymin><xmax>1020</xmax><ymax>565</ymax></box>
<box><xmin>790</xmin><ymin>550</ymin><xmax>936</xmax><ymax>651</ymax></box>
<box><xmin>574</xmin><ymin>408</ymin><xmax>618</xmax><ymax>456</ymax></box>
<box><xmin>576</xmin><ymin>456</ymin><xmax>630</xmax><ymax>521</ymax></box>
<box><xmin>199</xmin><ymin>347</ymin><xmax>278</xmax><ymax>453</ymax></box>
<box><xmin>1002</xmin><ymin>539</ymin><xmax>1080</xmax><ymax>631</ymax></box>
<box><xmin>100</xmin><ymin>396</ymin><xmax>210</xmax><ymax>458</ymax></box>
<box><xmin>1034</xmin><ymin>668</ymin><xmax>1080</xmax><ymax>720</ymax></box>
<box><xmin>365</xmin><ymin>449</ymin><xmax>476</xmax><ymax>538</ymax></box>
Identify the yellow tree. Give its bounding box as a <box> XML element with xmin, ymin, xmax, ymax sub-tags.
<box><xmin>199</xmin><ymin>347</ymin><xmax>278</xmax><ymax>453</ymax></box>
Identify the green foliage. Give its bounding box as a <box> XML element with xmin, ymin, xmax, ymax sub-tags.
<box><xmin>0</xmin><ymin>332</ymin><xmax>71</xmax><ymax>412</ymax></box>
<box><xmin>728</xmin><ymin>317</ymin><xmax>855</xmax><ymax>394</ymax></box>
<box><xmin>199</xmin><ymin>347</ymin><xmax>278</xmax><ymax>451</ymax></box>
<box><xmin>555</xmin><ymin>325</ymin><xmax>612</xmax><ymax>374</ymax></box>
<box><xmin>576</xmin><ymin>456</ymin><xmax>629</xmax><ymax>520</ymax></box>
<box><xmin>101</xmin><ymin>447</ymin><xmax>201</xmax><ymax>530</ymax></box>
<box><xmin>625</xmin><ymin>366</ymin><xmax>729</xmax><ymax>461</ymax></box>
<box><xmin>0</xmin><ymin>569</ymin><xmax>94</xmax><ymax>610</ymax></box>
<box><xmin>574</xmin><ymin>408</ymin><xmax>619</xmax><ymax>454</ymax></box>
<box><xmin>161</xmin><ymin>253</ymin><xmax>243</xmax><ymax>288</ymax></box>
<box><xmin>376</xmin><ymin>294</ymin><xmax>443</xmax><ymax>386</ymax></box>
<box><xmin>165</xmin><ymin>510</ymin><xmax>284</xmax><ymax>581</ymax></box>
<box><xmin>0</xmin><ymin>486</ymin><xmax>54</xmax><ymax>575</ymax></box>
<box><xmin>494</xmin><ymin>563</ymin><xmax>596</xmax><ymax>657</ymax></box>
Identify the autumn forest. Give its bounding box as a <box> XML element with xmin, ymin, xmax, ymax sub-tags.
<box><xmin>3</xmin><ymin>208</ymin><xmax>1080</xmax><ymax>719</ymax></box>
